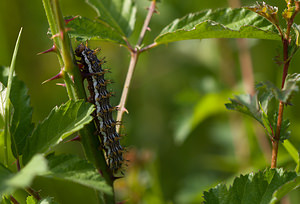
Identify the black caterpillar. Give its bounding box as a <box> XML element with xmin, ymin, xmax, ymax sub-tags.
<box><xmin>75</xmin><ymin>43</ymin><xmax>124</xmax><ymax>173</ymax></box>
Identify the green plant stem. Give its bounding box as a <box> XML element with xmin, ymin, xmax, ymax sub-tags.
<box><xmin>42</xmin><ymin>1</ymin><xmax>115</xmax><ymax>202</ymax></box>
<box><xmin>116</xmin><ymin>0</ymin><xmax>157</xmax><ymax>132</ymax></box>
<box><xmin>42</xmin><ymin>0</ymin><xmax>63</xmax><ymax>65</ymax></box>
<box><xmin>52</xmin><ymin>0</ymin><xmax>86</xmax><ymax>100</ymax></box>
<box><xmin>79</xmin><ymin>125</ymin><xmax>115</xmax><ymax>203</ymax></box>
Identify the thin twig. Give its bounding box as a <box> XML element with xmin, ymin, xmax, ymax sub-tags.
<box><xmin>137</xmin><ymin>0</ymin><xmax>157</xmax><ymax>46</ymax></box>
<box><xmin>9</xmin><ymin>195</ymin><xmax>20</xmax><ymax>204</ymax></box>
<box><xmin>271</xmin><ymin>5</ymin><xmax>298</xmax><ymax>167</ymax></box>
<box><xmin>139</xmin><ymin>42</ymin><xmax>158</xmax><ymax>53</ymax></box>
<box><xmin>116</xmin><ymin>0</ymin><xmax>157</xmax><ymax>132</ymax></box>
<box><xmin>16</xmin><ymin>159</ymin><xmax>21</xmax><ymax>171</ymax></box>
<box><xmin>26</xmin><ymin>187</ymin><xmax>41</xmax><ymax>201</ymax></box>
<box><xmin>116</xmin><ymin>52</ymin><xmax>138</xmax><ymax>133</ymax></box>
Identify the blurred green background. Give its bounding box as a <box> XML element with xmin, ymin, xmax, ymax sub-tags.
<box><xmin>1</xmin><ymin>0</ymin><xmax>300</xmax><ymax>203</ymax></box>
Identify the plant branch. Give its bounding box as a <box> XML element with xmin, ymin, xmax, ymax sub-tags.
<box><xmin>116</xmin><ymin>51</ymin><xmax>138</xmax><ymax>133</ymax></box>
<box><xmin>116</xmin><ymin>0</ymin><xmax>157</xmax><ymax>132</ymax></box>
<box><xmin>9</xmin><ymin>195</ymin><xmax>19</xmax><ymax>204</ymax></box>
<box><xmin>42</xmin><ymin>1</ymin><xmax>115</xmax><ymax>202</ymax></box>
<box><xmin>139</xmin><ymin>42</ymin><xmax>158</xmax><ymax>53</ymax></box>
<box><xmin>271</xmin><ymin>5</ymin><xmax>298</xmax><ymax>167</ymax></box>
<box><xmin>137</xmin><ymin>0</ymin><xmax>157</xmax><ymax>46</ymax></box>
<box><xmin>26</xmin><ymin>187</ymin><xmax>41</xmax><ymax>201</ymax></box>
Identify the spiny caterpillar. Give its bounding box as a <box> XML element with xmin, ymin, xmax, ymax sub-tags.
<box><xmin>75</xmin><ymin>43</ymin><xmax>124</xmax><ymax>173</ymax></box>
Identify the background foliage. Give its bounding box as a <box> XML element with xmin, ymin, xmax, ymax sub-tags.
<box><xmin>0</xmin><ymin>0</ymin><xmax>300</xmax><ymax>203</ymax></box>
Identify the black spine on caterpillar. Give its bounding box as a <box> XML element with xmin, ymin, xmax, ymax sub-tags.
<box><xmin>75</xmin><ymin>43</ymin><xmax>124</xmax><ymax>173</ymax></box>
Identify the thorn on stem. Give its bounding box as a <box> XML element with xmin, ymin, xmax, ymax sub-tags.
<box><xmin>65</xmin><ymin>16</ymin><xmax>79</xmax><ymax>25</ymax></box>
<box><xmin>71</xmin><ymin>75</ymin><xmax>75</xmax><ymax>83</ymax></box>
<box><xmin>116</xmin><ymin>105</ymin><xmax>129</xmax><ymax>114</ymax></box>
<box><xmin>37</xmin><ymin>45</ymin><xmax>57</xmax><ymax>55</ymax></box>
<box><xmin>42</xmin><ymin>71</ymin><xmax>63</xmax><ymax>84</ymax></box>
<box><xmin>65</xmin><ymin>135</ymin><xmax>81</xmax><ymax>142</ymax></box>
<box><xmin>56</xmin><ymin>83</ymin><xmax>66</xmax><ymax>87</ymax></box>
<box><xmin>51</xmin><ymin>31</ymin><xmax>64</xmax><ymax>40</ymax></box>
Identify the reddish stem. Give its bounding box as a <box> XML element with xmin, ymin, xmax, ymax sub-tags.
<box><xmin>271</xmin><ymin>39</ymin><xmax>291</xmax><ymax>168</ymax></box>
<box><xmin>10</xmin><ymin>196</ymin><xmax>20</xmax><ymax>204</ymax></box>
<box><xmin>26</xmin><ymin>187</ymin><xmax>41</xmax><ymax>201</ymax></box>
<box><xmin>270</xmin><ymin>0</ymin><xmax>300</xmax><ymax>168</ymax></box>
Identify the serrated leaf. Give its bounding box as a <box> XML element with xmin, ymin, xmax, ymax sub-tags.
<box><xmin>203</xmin><ymin>169</ymin><xmax>297</xmax><ymax>204</ymax></box>
<box><xmin>270</xmin><ymin>112</ymin><xmax>290</xmax><ymax>142</ymax></box>
<box><xmin>258</xmin><ymin>74</ymin><xmax>300</xmax><ymax>104</ymax></box>
<box><xmin>86</xmin><ymin>0</ymin><xmax>137</xmax><ymax>37</ymax></box>
<box><xmin>203</xmin><ymin>184</ymin><xmax>229</xmax><ymax>203</ymax></box>
<box><xmin>246</xmin><ymin>2</ymin><xmax>279</xmax><ymax>24</ymax></box>
<box><xmin>10</xmin><ymin>78</ymin><xmax>34</xmax><ymax>157</ymax></box>
<box><xmin>0</xmin><ymin>66</ymin><xmax>34</xmax><ymax>157</ymax></box>
<box><xmin>26</xmin><ymin>196</ymin><xmax>37</xmax><ymax>204</ymax></box>
<box><xmin>270</xmin><ymin>175</ymin><xmax>300</xmax><ymax>204</ymax></box>
<box><xmin>0</xmin><ymin>155</ymin><xmax>48</xmax><ymax>196</ymax></box>
<box><xmin>22</xmin><ymin>100</ymin><xmax>94</xmax><ymax>165</ymax></box>
<box><xmin>225</xmin><ymin>94</ymin><xmax>262</xmax><ymax>124</ymax></box>
<box><xmin>282</xmin><ymin>73</ymin><xmax>300</xmax><ymax>103</ymax></box>
<box><xmin>67</xmin><ymin>16</ymin><xmax>127</xmax><ymax>46</ymax></box>
<box><xmin>42</xmin><ymin>154</ymin><xmax>112</xmax><ymax>195</ymax></box>
<box><xmin>259</xmin><ymin>102</ymin><xmax>272</xmax><ymax>137</ymax></box>
<box><xmin>255</xmin><ymin>83</ymin><xmax>274</xmax><ymax>112</ymax></box>
<box><xmin>155</xmin><ymin>8</ymin><xmax>280</xmax><ymax>45</ymax></box>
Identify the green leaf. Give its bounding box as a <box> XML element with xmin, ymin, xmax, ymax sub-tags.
<box><xmin>259</xmin><ymin>102</ymin><xmax>272</xmax><ymax>137</ymax></box>
<box><xmin>67</xmin><ymin>16</ymin><xmax>127</xmax><ymax>46</ymax></box>
<box><xmin>0</xmin><ymin>82</ymin><xmax>8</xmax><ymax>129</ymax></box>
<box><xmin>175</xmin><ymin>92</ymin><xmax>230</xmax><ymax>145</ymax></box>
<box><xmin>39</xmin><ymin>197</ymin><xmax>58</xmax><ymax>204</ymax></box>
<box><xmin>225</xmin><ymin>84</ymin><xmax>296</xmax><ymax>141</ymax></box>
<box><xmin>0</xmin><ymin>155</ymin><xmax>48</xmax><ymax>196</ymax></box>
<box><xmin>1</xmin><ymin>195</ymin><xmax>13</xmax><ymax>204</ymax></box>
<box><xmin>256</xmin><ymin>83</ymin><xmax>274</xmax><ymax>112</ymax></box>
<box><xmin>246</xmin><ymin>2</ymin><xmax>279</xmax><ymax>25</ymax></box>
<box><xmin>155</xmin><ymin>8</ymin><xmax>280</xmax><ymax>45</ymax></box>
<box><xmin>282</xmin><ymin>140</ymin><xmax>300</xmax><ymax>172</ymax></box>
<box><xmin>1</xmin><ymin>28</ymin><xmax>22</xmax><ymax>167</ymax></box>
<box><xmin>287</xmin><ymin>24</ymin><xmax>300</xmax><ymax>58</ymax></box>
<box><xmin>203</xmin><ymin>168</ymin><xmax>297</xmax><ymax>204</ymax></box>
<box><xmin>0</xmin><ymin>82</ymin><xmax>13</xmax><ymax>168</ymax></box>
<box><xmin>0</xmin><ymin>163</ymin><xmax>13</xmax><ymax>198</ymax></box>
<box><xmin>22</xmin><ymin>100</ymin><xmax>94</xmax><ymax>165</ymax></box>
<box><xmin>42</xmin><ymin>154</ymin><xmax>113</xmax><ymax>195</ymax></box>
<box><xmin>26</xmin><ymin>196</ymin><xmax>37</xmax><ymax>204</ymax></box>
<box><xmin>270</xmin><ymin>176</ymin><xmax>300</xmax><ymax>204</ymax></box>
<box><xmin>258</xmin><ymin>74</ymin><xmax>300</xmax><ymax>104</ymax></box>
<box><xmin>86</xmin><ymin>0</ymin><xmax>137</xmax><ymax>37</ymax></box>
<box><xmin>225</xmin><ymin>94</ymin><xmax>262</xmax><ymax>124</ymax></box>
<box><xmin>282</xmin><ymin>73</ymin><xmax>300</xmax><ymax>104</ymax></box>
<box><xmin>26</xmin><ymin>196</ymin><xmax>57</xmax><ymax>204</ymax></box>
<box><xmin>0</xmin><ymin>66</ymin><xmax>34</xmax><ymax>157</ymax></box>
<box><xmin>10</xmin><ymin>78</ymin><xmax>33</xmax><ymax>157</ymax></box>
